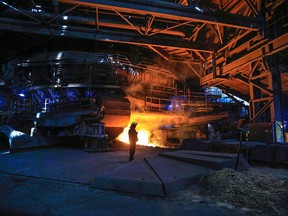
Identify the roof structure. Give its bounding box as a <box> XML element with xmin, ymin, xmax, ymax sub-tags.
<box><xmin>0</xmin><ymin>0</ymin><xmax>287</xmax><ymax>99</ymax></box>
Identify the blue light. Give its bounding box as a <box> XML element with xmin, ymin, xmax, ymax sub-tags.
<box><xmin>19</xmin><ymin>93</ymin><xmax>25</xmax><ymax>97</ymax></box>
<box><xmin>10</xmin><ymin>130</ymin><xmax>23</xmax><ymax>138</ymax></box>
<box><xmin>36</xmin><ymin>112</ymin><xmax>41</xmax><ymax>118</ymax></box>
<box><xmin>66</xmin><ymin>88</ymin><xmax>79</xmax><ymax>101</ymax></box>
<box><xmin>85</xmin><ymin>90</ymin><xmax>95</xmax><ymax>97</ymax></box>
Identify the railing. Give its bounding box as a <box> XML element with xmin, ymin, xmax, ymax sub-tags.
<box><xmin>144</xmin><ymin>96</ymin><xmax>171</xmax><ymax>112</ymax></box>
<box><xmin>43</xmin><ymin>98</ymin><xmax>51</xmax><ymax>112</ymax></box>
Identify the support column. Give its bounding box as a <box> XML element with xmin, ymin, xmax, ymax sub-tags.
<box><xmin>248</xmin><ymin>57</ymin><xmax>285</xmax><ymax>143</ymax></box>
<box><xmin>267</xmin><ymin>56</ymin><xmax>285</xmax><ymax>143</ymax></box>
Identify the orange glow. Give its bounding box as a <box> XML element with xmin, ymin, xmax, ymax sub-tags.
<box><xmin>117</xmin><ymin>111</ymin><xmax>194</xmax><ymax>147</ymax></box>
<box><xmin>116</xmin><ymin>110</ymin><xmax>228</xmax><ymax>148</ymax></box>
<box><xmin>117</xmin><ymin>126</ymin><xmax>157</xmax><ymax>147</ymax></box>
<box><xmin>116</xmin><ymin>112</ymin><xmax>173</xmax><ymax>147</ymax></box>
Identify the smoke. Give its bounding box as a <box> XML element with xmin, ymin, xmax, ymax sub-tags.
<box><xmin>124</xmin><ymin>83</ymin><xmax>148</xmax><ymax>111</ymax></box>
<box><xmin>124</xmin><ymin>83</ymin><xmax>146</xmax><ymax>98</ymax></box>
<box><xmin>154</xmin><ymin>55</ymin><xmax>201</xmax><ymax>80</ymax></box>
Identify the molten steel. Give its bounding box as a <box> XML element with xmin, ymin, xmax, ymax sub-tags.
<box><xmin>117</xmin><ymin>111</ymin><xmax>228</xmax><ymax>148</ymax></box>
<box><xmin>116</xmin><ymin>112</ymin><xmax>174</xmax><ymax>147</ymax></box>
<box><xmin>117</xmin><ymin>127</ymin><xmax>157</xmax><ymax>147</ymax></box>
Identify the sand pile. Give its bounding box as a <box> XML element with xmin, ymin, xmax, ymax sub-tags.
<box><xmin>184</xmin><ymin>168</ymin><xmax>288</xmax><ymax>215</ymax></box>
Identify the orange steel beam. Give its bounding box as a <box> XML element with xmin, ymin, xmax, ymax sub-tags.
<box><xmin>220</xmin><ymin>32</ymin><xmax>288</xmax><ymax>75</ymax></box>
<box><xmin>58</xmin><ymin>0</ymin><xmax>261</xmax><ymax>30</ymax></box>
<box><xmin>0</xmin><ymin>17</ymin><xmax>215</xmax><ymax>52</ymax></box>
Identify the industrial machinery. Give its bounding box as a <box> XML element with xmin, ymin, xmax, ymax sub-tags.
<box><xmin>31</xmin><ymin>96</ymin><xmax>108</xmax><ymax>150</ymax></box>
<box><xmin>0</xmin><ymin>50</ymin><xmax>247</xmax><ymax>150</ymax></box>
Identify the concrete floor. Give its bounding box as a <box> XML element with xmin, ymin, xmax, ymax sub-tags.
<box><xmin>0</xmin><ymin>145</ymin><xmax>253</xmax><ymax>216</ymax></box>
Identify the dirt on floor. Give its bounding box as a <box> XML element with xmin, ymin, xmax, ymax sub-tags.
<box><xmin>178</xmin><ymin>167</ymin><xmax>288</xmax><ymax>216</ymax></box>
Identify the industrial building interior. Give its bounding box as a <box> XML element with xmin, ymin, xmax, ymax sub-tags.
<box><xmin>0</xmin><ymin>0</ymin><xmax>288</xmax><ymax>216</ymax></box>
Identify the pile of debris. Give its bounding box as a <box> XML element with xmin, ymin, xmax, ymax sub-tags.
<box><xmin>183</xmin><ymin>168</ymin><xmax>288</xmax><ymax>215</ymax></box>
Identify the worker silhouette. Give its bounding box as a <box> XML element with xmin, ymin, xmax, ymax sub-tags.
<box><xmin>128</xmin><ymin>122</ymin><xmax>138</xmax><ymax>161</ymax></box>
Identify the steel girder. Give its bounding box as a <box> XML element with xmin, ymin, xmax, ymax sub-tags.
<box><xmin>58</xmin><ymin>0</ymin><xmax>261</xmax><ymax>30</ymax></box>
<box><xmin>248</xmin><ymin>58</ymin><xmax>286</xmax><ymax>143</ymax></box>
<box><xmin>0</xmin><ymin>17</ymin><xmax>216</xmax><ymax>53</ymax></box>
<box><xmin>201</xmin><ymin>32</ymin><xmax>288</xmax><ymax>86</ymax></box>
<box><xmin>0</xmin><ymin>0</ymin><xmax>261</xmax><ymax>47</ymax></box>
<box><xmin>0</xmin><ymin>0</ymin><xmax>263</xmax><ymax>69</ymax></box>
<box><xmin>0</xmin><ymin>0</ymin><xmax>285</xmax><ymax>88</ymax></box>
<box><xmin>249</xmin><ymin>60</ymin><xmax>274</xmax><ymax>123</ymax></box>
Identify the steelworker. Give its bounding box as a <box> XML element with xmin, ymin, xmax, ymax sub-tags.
<box><xmin>128</xmin><ymin>122</ymin><xmax>138</xmax><ymax>161</ymax></box>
